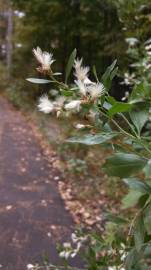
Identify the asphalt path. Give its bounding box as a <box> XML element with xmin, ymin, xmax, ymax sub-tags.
<box><xmin>0</xmin><ymin>97</ymin><xmax>75</xmax><ymax>270</ymax></box>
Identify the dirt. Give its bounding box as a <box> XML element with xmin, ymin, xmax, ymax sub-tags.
<box><xmin>0</xmin><ymin>96</ymin><xmax>77</xmax><ymax>270</ymax></box>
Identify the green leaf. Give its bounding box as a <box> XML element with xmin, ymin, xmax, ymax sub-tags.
<box><xmin>134</xmin><ymin>214</ymin><xmax>145</xmax><ymax>251</ymax></box>
<box><xmin>121</xmin><ymin>190</ymin><xmax>142</xmax><ymax>209</ymax></box>
<box><xmin>92</xmin><ymin>65</ymin><xmax>99</xmax><ymax>82</ymax></box>
<box><xmin>144</xmin><ymin>205</ymin><xmax>151</xmax><ymax>234</ymax></box>
<box><xmin>53</xmin><ymin>72</ymin><xmax>62</xmax><ymax>76</ymax></box>
<box><xmin>65</xmin><ymin>49</ymin><xmax>77</xmax><ymax>84</ymax></box>
<box><xmin>26</xmin><ymin>78</ymin><xmax>51</xmax><ymax>84</ymax></box>
<box><xmin>123</xmin><ymin>178</ymin><xmax>151</xmax><ymax>194</ymax></box>
<box><xmin>105</xmin><ymin>213</ymin><xmax>127</xmax><ymax>224</ymax></box>
<box><xmin>129</xmin><ymin>103</ymin><xmax>149</xmax><ymax>134</ymax></box>
<box><xmin>61</xmin><ymin>89</ymin><xmax>74</xmax><ymax>97</ymax></box>
<box><xmin>125</xmin><ymin>248</ymin><xmax>139</xmax><ymax>270</ymax></box>
<box><xmin>108</xmin><ymin>102</ymin><xmax>132</xmax><ymax>117</ymax></box>
<box><xmin>101</xmin><ymin>60</ymin><xmax>117</xmax><ymax>90</ymax></box>
<box><xmin>103</xmin><ymin>153</ymin><xmax>147</xmax><ymax>177</ymax></box>
<box><xmin>129</xmin><ymin>82</ymin><xmax>144</xmax><ymax>101</ymax></box>
<box><xmin>102</xmin><ymin>60</ymin><xmax>117</xmax><ymax>82</ymax></box>
<box><xmin>66</xmin><ymin>132</ymin><xmax>117</xmax><ymax>145</ymax></box>
<box><xmin>143</xmin><ymin>159</ymin><xmax>151</xmax><ymax>178</ymax></box>
<box><xmin>110</xmin><ymin>66</ymin><xmax>118</xmax><ymax>80</ymax></box>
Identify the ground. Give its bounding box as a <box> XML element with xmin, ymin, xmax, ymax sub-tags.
<box><xmin>0</xmin><ymin>96</ymin><xmax>77</xmax><ymax>270</ymax></box>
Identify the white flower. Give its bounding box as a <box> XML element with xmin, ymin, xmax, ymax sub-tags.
<box><xmin>50</xmin><ymin>89</ymin><xmax>58</xmax><ymax>96</ymax></box>
<box><xmin>74</xmin><ymin>58</ymin><xmax>90</xmax><ymax>83</ymax></box>
<box><xmin>63</xmin><ymin>242</ymin><xmax>71</xmax><ymax>248</ymax></box>
<box><xmin>125</xmin><ymin>37</ymin><xmax>138</xmax><ymax>47</ymax></box>
<box><xmin>108</xmin><ymin>266</ymin><xmax>125</xmax><ymax>270</ymax></box>
<box><xmin>74</xmin><ymin>58</ymin><xmax>83</xmax><ymax>70</ymax></box>
<box><xmin>75</xmin><ymin>80</ymin><xmax>87</xmax><ymax>96</ymax></box>
<box><xmin>121</xmin><ymin>91</ymin><xmax>129</xmax><ymax>101</ymax></box>
<box><xmin>65</xmin><ymin>100</ymin><xmax>81</xmax><ymax>111</ymax></box>
<box><xmin>76</xmin><ymin>241</ymin><xmax>82</xmax><ymax>251</ymax></box>
<box><xmin>145</xmin><ymin>44</ymin><xmax>151</xmax><ymax>51</ymax></box>
<box><xmin>70</xmin><ymin>252</ymin><xmax>77</xmax><ymax>258</ymax></box>
<box><xmin>88</xmin><ymin>83</ymin><xmax>105</xmax><ymax>99</ymax></box>
<box><xmin>38</xmin><ymin>95</ymin><xmax>54</xmax><ymax>114</ymax></box>
<box><xmin>71</xmin><ymin>233</ymin><xmax>78</xmax><ymax>243</ymax></box>
<box><xmin>75</xmin><ymin>80</ymin><xmax>105</xmax><ymax>100</ymax></box>
<box><xmin>121</xmin><ymin>252</ymin><xmax>127</xmax><ymax>261</ymax></box>
<box><xmin>27</xmin><ymin>264</ymin><xmax>34</xmax><ymax>270</ymax></box>
<box><xmin>75</xmin><ymin>123</ymin><xmax>86</xmax><ymax>129</ymax></box>
<box><xmin>33</xmin><ymin>47</ymin><xmax>55</xmax><ymax>71</ymax></box>
<box><xmin>108</xmin><ymin>267</ymin><xmax>116</xmax><ymax>270</ymax></box>
<box><xmin>59</xmin><ymin>250</ymin><xmax>71</xmax><ymax>260</ymax></box>
<box><xmin>54</xmin><ymin>96</ymin><xmax>65</xmax><ymax>110</ymax></box>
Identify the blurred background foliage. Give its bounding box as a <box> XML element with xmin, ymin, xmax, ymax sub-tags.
<box><xmin>0</xmin><ymin>0</ymin><xmax>151</xmax><ymax>100</ymax></box>
<box><xmin>0</xmin><ymin>0</ymin><xmax>151</xmax><ymax>104</ymax></box>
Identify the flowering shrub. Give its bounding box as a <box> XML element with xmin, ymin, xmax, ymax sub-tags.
<box><xmin>27</xmin><ymin>45</ymin><xmax>151</xmax><ymax>270</ymax></box>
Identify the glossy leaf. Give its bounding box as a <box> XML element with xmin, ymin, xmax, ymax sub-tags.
<box><xmin>125</xmin><ymin>248</ymin><xmax>139</xmax><ymax>270</ymax></box>
<box><xmin>144</xmin><ymin>205</ymin><xmax>151</xmax><ymax>234</ymax></box>
<box><xmin>103</xmin><ymin>153</ymin><xmax>147</xmax><ymax>177</ymax></box>
<box><xmin>123</xmin><ymin>178</ymin><xmax>151</xmax><ymax>194</ymax></box>
<box><xmin>143</xmin><ymin>159</ymin><xmax>151</xmax><ymax>178</ymax></box>
<box><xmin>26</xmin><ymin>78</ymin><xmax>51</xmax><ymax>84</ymax></box>
<box><xmin>122</xmin><ymin>190</ymin><xmax>142</xmax><ymax>209</ymax></box>
<box><xmin>105</xmin><ymin>213</ymin><xmax>127</xmax><ymax>224</ymax></box>
<box><xmin>92</xmin><ymin>65</ymin><xmax>99</xmax><ymax>82</ymax></box>
<box><xmin>101</xmin><ymin>60</ymin><xmax>117</xmax><ymax>90</ymax></box>
<box><xmin>66</xmin><ymin>132</ymin><xmax>117</xmax><ymax>145</ymax></box>
<box><xmin>108</xmin><ymin>102</ymin><xmax>132</xmax><ymax>117</ymax></box>
<box><xmin>129</xmin><ymin>103</ymin><xmax>149</xmax><ymax>134</ymax></box>
<box><xmin>65</xmin><ymin>48</ymin><xmax>77</xmax><ymax>84</ymax></box>
<box><xmin>134</xmin><ymin>214</ymin><xmax>145</xmax><ymax>251</ymax></box>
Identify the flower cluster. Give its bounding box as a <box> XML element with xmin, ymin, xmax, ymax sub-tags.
<box><xmin>74</xmin><ymin>58</ymin><xmax>105</xmax><ymax>100</ymax></box>
<box><xmin>33</xmin><ymin>47</ymin><xmax>55</xmax><ymax>73</ymax></box>
<box><xmin>59</xmin><ymin>232</ymin><xmax>87</xmax><ymax>260</ymax></box>
<box><xmin>34</xmin><ymin>47</ymin><xmax>105</xmax><ymax>118</ymax></box>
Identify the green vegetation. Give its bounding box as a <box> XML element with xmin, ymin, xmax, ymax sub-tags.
<box><xmin>1</xmin><ymin>1</ymin><xmax>151</xmax><ymax>269</ymax></box>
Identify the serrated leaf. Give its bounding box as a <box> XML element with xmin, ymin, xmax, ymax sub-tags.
<box><xmin>65</xmin><ymin>49</ymin><xmax>77</xmax><ymax>84</ymax></box>
<box><xmin>26</xmin><ymin>78</ymin><xmax>51</xmax><ymax>84</ymax></box>
<box><xmin>123</xmin><ymin>178</ymin><xmax>151</xmax><ymax>194</ymax></box>
<box><xmin>103</xmin><ymin>153</ymin><xmax>147</xmax><ymax>177</ymax></box>
<box><xmin>66</xmin><ymin>132</ymin><xmax>117</xmax><ymax>145</ymax></box>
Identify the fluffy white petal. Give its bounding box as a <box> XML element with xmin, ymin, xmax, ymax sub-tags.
<box><xmin>88</xmin><ymin>83</ymin><xmax>105</xmax><ymax>99</ymax></box>
<box><xmin>75</xmin><ymin>80</ymin><xmax>87</xmax><ymax>96</ymax></box>
<box><xmin>37</xmin><ymin>95</ymin><xmax>54</xmax><ymax>114</ymax></box>
<box><xmin>33</xmin><ymin>47</ymin><xmax>55</xmax><ymax>71</ymax></box>
<box><xmin>65</xmin><ymin>100</ymin><xmax>81</xmax><ymax>111</ymax></box>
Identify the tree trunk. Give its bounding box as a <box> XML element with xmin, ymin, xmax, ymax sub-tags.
<box><xmin>6</xmin><ymin>6</ymin><xmax>13</xmax><ymax>78</ymax></box>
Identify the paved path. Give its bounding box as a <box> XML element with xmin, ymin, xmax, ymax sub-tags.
<box><xmin>0</xmin><ymin>97</ymin><xmax>75</xmax><ymax>270</ymax></box>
